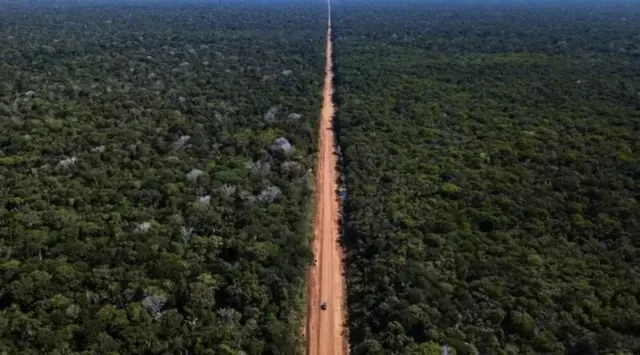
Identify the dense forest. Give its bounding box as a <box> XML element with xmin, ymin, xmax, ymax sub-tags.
<box><xmin>333</xmin><ymin>2</ymin><xmax>640</xmax><ymax>355</ymax></box>
<box><xmin>0</xmin><ymin>2</ymin><xmax>325</xmax><ymax>353</ymax></box>
<box><xmin>3</xmin><ymin>0</ymin><xmax>640</xmax><ymax>354</ymax></box>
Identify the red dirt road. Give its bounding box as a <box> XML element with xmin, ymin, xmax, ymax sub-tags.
<box><xmin>306</xmin><ymin>1</ymin><xmax>347</xmax><ymax>355</ymax></box>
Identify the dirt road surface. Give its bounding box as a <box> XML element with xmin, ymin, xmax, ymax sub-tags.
<box><xmin>306</xmin><ymin>1</ymin><xmax>347</xmax><ymax>354</ymax></box>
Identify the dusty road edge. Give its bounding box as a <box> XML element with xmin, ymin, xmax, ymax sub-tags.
<box><xmin>305</xmin><ymin>0</ymin><xmax>348</xmax><ymax>354</ymax></box>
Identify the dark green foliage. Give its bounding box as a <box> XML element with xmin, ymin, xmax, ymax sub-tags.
<box><xmin>334</xmin><ymin>2</ymin><xmax>640</xmax><ymax>355</ymax></box>
<box><xmin>0</xmin><ymin>2</ymin><xmax>325</xmax><ymax>353</ymax></box>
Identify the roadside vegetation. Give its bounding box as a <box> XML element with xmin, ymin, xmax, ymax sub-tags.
<box><xmin>333</xmin><ymin>2</ymin><xmax>640</xmax><ymax>354</ymax></box>
<box><xmin>0</xmin><ymin>2</ymin><xmax>324</xmax><ymax>353</ymax></box>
